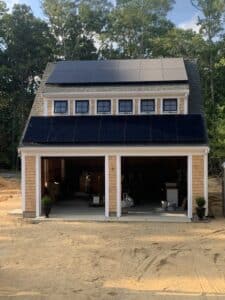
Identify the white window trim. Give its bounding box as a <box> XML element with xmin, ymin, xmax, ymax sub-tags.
<box><xmin>117</xmin><ymin>99</ymin><xmax>134</xmax><ymax>115</ymax></box>
<box><xmin>74</xmin><ymin>99</ymin><xmax>90</xmax><ymax>115</ymax></box>
<box><xmin>139</xmin><ymin>98</ymin><xmax>157</xmax><ymax>115</ymax></box>
<box><xmin>52</xmin><ymin>100</ymin><xmax>70</xmax><ymax>116</ymax></box>
<box><xmin>95</xmin><ymin>99</ymin><xmax>112</xmax><ymax>115</ymax></box>
<box><xmin>161</xmin><ymin>98</ymin><xmax>180</xmax><ymax>115</ymax></box>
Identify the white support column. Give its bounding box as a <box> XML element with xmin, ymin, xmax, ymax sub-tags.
<box><xmin>35</xmin><ymin>155</ymin><xmax>41</xmax><ymax>217</ymax></box>
<box><xmin>21</xmin><ymin>153</ymin><xmax>25</xmax><ymax>212</ymax></box>
<box><xmin>204</xmin><ymin>152</ymin><xmax>208</xmax><ymax>216</ymax></box>
<box><xmin>187</xmin><ymin>155</ymin><xmax>193</xmax><ymax>219</ymax></box>
<box><xmin>116</xmin><ymin>155</ymin><xmax>121</xmax><ymax>218</ymax></box>
<box><xmin>105</xmin><ymin>156</ymin><xmax>109</xmax><ymax>218</ymax></box>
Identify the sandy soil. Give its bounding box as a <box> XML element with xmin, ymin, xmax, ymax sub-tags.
<box><xmin>1</xmin><ymin>176</ymin><xmax>225</xmax><ymax>299</ymax></box>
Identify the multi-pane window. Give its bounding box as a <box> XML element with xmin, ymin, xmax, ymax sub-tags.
<box><xmin>163</xmin><ymin>99</ymin><xmax>178</xmax><ymax>113</ymax></box>
<box><xmin>75</xmin><ymin>100</ymin><xmax>89</xmax><ymax>114</ymax></box>
<box><xmin>118</xmin><ymin>99</ymin><xmax>133</xmax><ymax>113</ymax></box>
<box><xmin>140</xmin><ymin>99</ymin><xmax>155</xmax><ymax>113</ymax></box>
<box><xmin>54</xmin><ymin>100</ymin><xmax>68</xmax><ymax>114</ymax></box>
<box><xmin>97</xmin><ymin>100</ymin><xmax>111</xmax><ymax>114</ymax></box>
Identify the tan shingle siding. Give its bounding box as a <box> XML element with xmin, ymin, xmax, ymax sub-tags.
<box><xmin>109</xmin><ymin>156</ymin><xmax>117</xmax><ymax>214</ymax></box>
<box><xmin>192</xmin><ymin>155</ymin><xmax>204</xmax><ymax>212</ymax></box>
<box><xmin>24</xmin><ymin>156</ymin><xmax>36</xmax><ymax>217</ymax></box>
<box><xmin>30</xmin><ymin>63</ymin><xmax>56</xmax><ymax>117</ymax></box>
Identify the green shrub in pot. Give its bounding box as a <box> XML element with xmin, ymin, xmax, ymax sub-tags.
<box><xmin>196</xmin><ymin>197</ymin><xmax>206</xmax><ymax>220</ymax></box>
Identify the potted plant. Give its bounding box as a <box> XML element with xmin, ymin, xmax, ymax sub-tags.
<box><xmin>196</xmin><ymin>197</ymin><xmax>206</xmax><ymax>220</ymax></box>
<box><xmin>41</xmin><ymin>190</ymin><xmax>53</xmax><ymax>218</ymax></box>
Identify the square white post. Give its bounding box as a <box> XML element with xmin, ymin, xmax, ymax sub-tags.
<box><xmin>116</xmin><ymin>155</ymin><xmax>121</xmax><ymax>218</ymax></box>
<box><xmin>187</xmin><ymin>155</ymin><xmax>193</xmax><ymax>219</ymax></box>
<box><xmin>21</xmin><ymin>153</ymin><xmax>25</xmax><ymax>212</ymax></box>
<box><xmin>105</xmin><ymin>156</ymin><xmax>109</xmax><ymax>218</ymax></box>
<box><xmin>204</xmin><ymin>152</ymin><xmax>208</xmax><ymax>216</ymax></box>
<box><xmin>36</xmin><ymin>155</ymin><xmax>41</xmax><ymax>217</ymax></box>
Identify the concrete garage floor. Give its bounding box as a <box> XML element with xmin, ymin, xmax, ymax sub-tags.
<box><xmin>38</xmin><ymin>200</ymin><xmax>189</xmax><ymax>222</ymax></box>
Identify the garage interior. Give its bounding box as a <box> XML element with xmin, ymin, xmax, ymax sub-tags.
<box><xmin>121</xmin><ymin>157</ymin><xmax>188</xmax><ymax>216</ymax></box>
<box><xmin>41</xmin><ymin>157</ymin><xmax>105</xmax><ymax>217</ymax></box>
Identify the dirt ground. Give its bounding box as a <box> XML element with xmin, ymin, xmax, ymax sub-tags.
<box><xmin>1</xmin><ymin>176</ymin><xmax>225</xmax><ymax>299</ymax></box>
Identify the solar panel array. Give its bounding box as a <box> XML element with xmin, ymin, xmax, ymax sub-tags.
<box><xmin>46</xmin><ymin>58</ymin><xmax>188</xmax><ymax>84</ymax></box>
<box><xmin>22</xmin><ymin>115</ymin><xmax>207</xmax><ymax>146</ymax></box>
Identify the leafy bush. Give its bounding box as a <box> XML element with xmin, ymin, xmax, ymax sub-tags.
<box><xmin>196</xmin><ymin>197</ymin><xmax>206</xmax><ymax>207</ymax></box>
<box><xmin>41</xmin><ymin>195</ymin><xmax>52</xmax><ymax>207</ymax></box>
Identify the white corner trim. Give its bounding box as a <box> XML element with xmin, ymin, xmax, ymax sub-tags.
<box><xmin>116</xmin><ymin>155</ymin><xmax>121</xmax><ymax>218</ymax></box>
<box><xmin>44</xmin><ymin>100</ymin><xmax>48</xmax><ymax>116</ymax></box>
<box><xmin>184</xmin><ymin>93</ymin><xmax>189</xmax><ymax>114</ymax></box>
<box><xmin>204</xmin><ymin>153</ymin><xmax>208</xmax><ymax>215</ymax></box>
<box><xmin>187</xmin><ymin>155</ymin><xmax>193</xmax><ymax>219</ymax></box>
<box><xmin>21</xmin><ymin>154</ymin><xmax>25</xmax><ymax>212</ymax></box>
<box><xmin>105</xmin><ymin>155</ymin><xmax>109</xmax><ymax>218</ymax></box>
<box><xmin>35</xmin><ymin>155</ymin><xmax>41</xmax><ymax>217</ymax></box>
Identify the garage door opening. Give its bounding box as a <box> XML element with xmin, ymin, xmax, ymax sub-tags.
<box><xmin>41</xmin><ymin>157</ymin><xmax>105</xmax><ymax>217</ymax></box>
<box><xmin>121</xmin><ymin>157</ymin><xmax>187</xmax><ymax>216</ymax></box>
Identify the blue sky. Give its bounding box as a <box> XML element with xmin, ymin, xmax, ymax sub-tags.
<box><xmin>5</xmin><ymin>0</ymin><xmax>200</xmax><ymax>32</ymax></box>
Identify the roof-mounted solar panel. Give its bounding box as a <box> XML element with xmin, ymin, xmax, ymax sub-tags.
<box><xmin>22</xmin><ymin>115</ymin><xmax>207</xmax><ymax>146</ymax></box>
<box><xmin>46</xmin><ymin>58</ymin><xmax>188</xmax><ymax>85</ymax></box>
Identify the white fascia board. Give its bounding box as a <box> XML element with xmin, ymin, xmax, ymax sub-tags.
<box><xmin>43</xmin><ymin>89</ymin><xmax>190</xmax><ymax>99</ymax></box>
<box><xmin>19</xmin><ymin>145</ymin><xmax>209</xmax><ymax>157</ymax></box>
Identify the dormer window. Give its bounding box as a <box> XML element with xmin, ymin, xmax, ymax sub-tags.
<box><xmin>54</xmin><ymin>100</ymin><xmax>68</xmax><ymax>114</ymax></box>
<box><xmin>97</xmin><ymin>100</ymin><xmax>111</xmax><ymax>114</ymax></box>
<box><xmin>163</xmin><ymin>99</ymin><xmax>178</xmax><ymax>113</ymax></box>
<box><xmin>118</xmin><ymin>99</ymin><xmax>133</xmax><ymax>114</ymax></box>
<box><xmin>140</xmin><ymin>99</ymin><xmax>155</xmax><ymax>113</ymax></box>
<box><xmin>75</xmin><ymin>100</ymin><xmax>89</xmax><ymax>114</ymax></box>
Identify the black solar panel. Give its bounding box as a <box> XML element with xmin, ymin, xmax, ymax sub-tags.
<box><xmin>99</xmin><ymin>116</ymin><xmax>125</xmax><ymax>143</ymax></box>
<box><xmin>125</xmin><ymin>116</ymin><xmax>150</xmax><ymax>144</ymax></box>
<box><xmin>46</xmin><ymin>59</ymin><xmax>188</xmax><ymax>85</ymax></box>
<box><xmin>22</xmin><ymin>115</ymin><xmax>207</xmax><ymax>146</ymax></box>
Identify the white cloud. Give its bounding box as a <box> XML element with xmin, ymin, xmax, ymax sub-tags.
<box><xmin>178</xmin><ymin>15</ymin><xmax>200</xmax><ymax>33</ymax></box>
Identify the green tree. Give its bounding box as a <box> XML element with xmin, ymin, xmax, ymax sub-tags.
<box><xmin>42</xmin><ymin>0</ymin><xmax>112</xmax><ymax>59</ymax></box>
<box><xmin>101</xmin><ymin>0</ymin><xmax>174</xmax><ymax>58</ymax></box>
<box><xmin>151</xmin><ymin>28</ymin><xmax>206</xmax><ymax>59</ymax></box>
<box><xmin>191</xmin><ymin>0</ymin><xmax>225</xmax><ymax>104</ymax></box>
<box><xmin>0</xmin><ymin>4</ymin><xmax>54</xmax><ymax>168</ymax></box>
